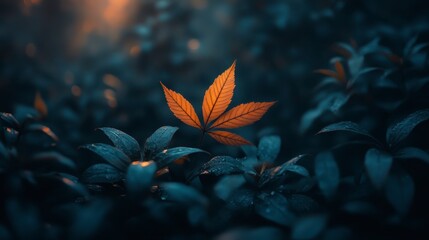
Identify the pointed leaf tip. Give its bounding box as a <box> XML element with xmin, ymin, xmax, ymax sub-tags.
<box><xmin>202</xmin><ymin>61</ymin><xmax>236</xmax><ymax>126</ymax></box>
<box><xmin>34</xmin><ymin>91</ymin><xmax>48</xmax><ymax>117</ymax></box>
<box><xmin>160</xmin><ymin>82</ymin><xmax>202</xmax><ymax>129</ymax></box>
<box><xmin>314</xmin><ymin>69</ymin><xmax>338</xmax><ymax>79</ymax></box>
<box><xmin>97</xmin><ymin>127</ymin><xmax>141</xmax><ymax>161</ymax></box>
<box><xmin>143</xmin><ymin>126</ymin><xmax>179</xmax><ymax>160</ymax></box>
<box><xmin>334</xmin><ymin>61</ymin><xmax>346</xmax><ymax>83</ymax></box>
<box><xmin>208</xmin><ymin>130</ymin><xmax>252</xmax><ymax>146</ymax></box>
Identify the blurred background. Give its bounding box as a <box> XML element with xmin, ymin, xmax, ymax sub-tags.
<box><xmin>1</xmin><ymin>0</ymin><xmax>428</xmax><ymax>158</ymax></box>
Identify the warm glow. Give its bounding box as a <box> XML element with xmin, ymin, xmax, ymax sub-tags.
<box><xmin>22</xmin><ymin>0</ymin><xmax>42</xmax><ymax>15</ymax></box>
<box><xmin>103</xmin><ymin>74</ymin><xmax>122</xmax><ymax>89</ymax></box>
<box><xmin>103</xmin><ymin>0</ymin><xmax>131</xmax><ymax>30</ymax></box>
<box><xmin>104</xmin><ymin>89</ymin><xmax>117</xmax><ymax>108</ymax></box>
<box><xmin>71</xmin><ymin>85</ymin><xmax>81</xmax><ymax>96</ymax></box>
<box><xmin>129</xmin><ymin>44</ymin><xmax>140</xmax><ymax>56</ymax></box>
<box><xmin>69</xmin><ymin>0</ymin><xmax>137</xmax><ymax>55</ymax></box>
<box><xmin>62</xmin><ymin>177</ymin><xmax>74</xmax><ymax>185</ymax></box>
<box><xmin>188</xmin><ymin>39</ymin><xmax>200</xmax><ymax>52</ymax></box>
<box><xmin>132</xmin><ymin>161</ymin><xmax>152</xmax><ymax>167</ymax></box>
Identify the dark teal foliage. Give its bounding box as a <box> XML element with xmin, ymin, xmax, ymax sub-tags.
<box><xmin>1</xmin><ymin>0</ymin><xmax>429</xmax><ymax>239</ymax></box>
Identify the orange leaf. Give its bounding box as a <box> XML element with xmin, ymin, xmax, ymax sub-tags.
<box><xmin>314</xmin><ymin>69</ymin><xmax>339</xmax><ymax>79</ymax></box>
<box><xmin>208</xmin><ymin>130</ymin><xmax>251</xmax><ymax>146</ymax></box>
<box><xmin>174</xmin><ymin>155</ymin><xmax>189</xmax><ymax>165</ymax></box>
<box><xmin>202</xmin><ymin>61</ymin><xmax>236</xmax><ymax>126</ymax></box>
<box><xmin>161</xmin><ymin>82</ymin><xmax>202</xmax><ymax>129</ymax></box>
<box><xmin>332</xmin><ymin>44</ymin><xmax>353</xmax><ymax>59</ymax></box>
<box><xmin>34</xmin><ymin>91</ymin><xmax>48</xmax><ymax>116</ymax></box>
<box><xmin>210</xmin><ymin>102</ymin><xmax>276</xmax><ymax>129</ymax></box>
<box><xmin>384</xmin><ymin>53</ymin><xmax>404</xmax><ymax>65</ymax></box>
<box><xmin>334</xmin><ymin>61</ymin><xmax>346</xmax><ymax>84</ymax></box>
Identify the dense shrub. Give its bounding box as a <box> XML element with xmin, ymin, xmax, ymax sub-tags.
<box><xmin>1</xmin><ymin>0</ymin><xmax>429</xmax><ymax>239</ymax></box>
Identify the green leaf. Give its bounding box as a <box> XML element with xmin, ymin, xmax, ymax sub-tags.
<box><xmin>214</xmin><ymin>175</ymin><xmax>246</xmax><ymax>201</ymax></box>
<box><xmin>364</xmin><ymin>148</ymin><xmax>393</xmax><ymax>189</ymax></box>
<box><xmin>26</xmin><ymin>124</ymin><xmax>58</xmax><ymax>142</ymax></box>
<box><xmin>255</xmin><ymin>192</ymin><xmax>295</xmax><ymax>226</ymax></box>
<box><xmin>98</xmin><ymin>127</ymin><xmax>141</xmax><ymax>161</ymax></box>
<box><xmin>82</xmin><ymin>163</ymin><xmax>123</xmax><ymax>183</ymax></box>
<box><xmin>143</xmin><ymin>126</ymin><xmax>178</xmax><ymax>160</ymax></box>
<box><xmin>154</xmin><ymin>182</ymin><xmax>208</xmax><ymax>206</ymax></box>
<box><xmin>257</xmin><ymin>135</ymin><xmax>281</xmax><ymax>162</ymax></box>
<box><xmin>342</xmin><ymin>201</ymin><xmax>378</xmax><ymax>216</ymax></box>
<box><xmin>2</xmin><ymin>127</ymin><xmax>18</xmax><ymax>145</ymax></box>
<box><xmin>317</xmin><ymin>121</ymin><xmax>378</xmax><ymax>144</ymax></box>
<box><xmin>226</xmin><ymin>188</ymin><xmax>255</xmax><ymax>210</ymax></box>
<box><xmin>385</xmin><ymin>172</ymin><xmax>414</xmax><ymax>216</ymax></box>
<box><xmin>70</xmin><ymin>200</ymin><xmax>111</xmax><ymax>239</ymax></box>
<box><xmin>198</xmin><ymin>156</ymin><xmax>244</xmax><ymax>177</ymax></box>
<box><xmin>315</xmin><ymin>151</ymin><xmax>339</xmax><ymax>199</ymax></box>
<box><xmin>0</xmin><ymin>112</ymin><xmax>19</xmax><ymax>129</ymax></box>
<box><xmin>81</xmin><ymin>143</ymin><xmax>131</xmax><ymax>171</ymax></box>
<box><xmin>258</xmin><ymin>155</ymin><xmax>309</xmax><ymax>188</ymax></box>
<box><xmin>31</xmin><ymin>152</ymin><xmax>77</xmax><ymax>171</ymax></box>
<box><xmin>292</xmin><ymin>214</ymin><xmax>328</xmax><ymax>239</ymax></box>
<box><xmin>386</xmin><ymin>109</ymin><xmax>429</xmax><ymax>147</ymax></box>
<box><xmin>126</xmin><ymin>161</ymin><xmax>156</xmax><ymax>197</ymax></box>
<box><xmin>287</xmin><ymin>194</ymin><xmax>319</xmax><ymax>214</ymax></box>
<box><xmin>154</xmin><ymin>147</ymin><xmax>207</xmax><ymax>169</ymax></box>
<box><xmin>395</xmin><ymin>147</ymin><xmax>429</xmax><ymax>165</ymax></box>
<box><xmin>58</xmin><ymin>175</ymin><xmax>89</xmax><ymax>197</ymax></box>
<box><xmin>403</xmin><ymin>35</ymin><xmax>418</xmax><ymax>57</ymax></box>
<box><xmin>5</xmin><ymin>199</ymin><xmax>40</xmax><ymax>239</ymax></box>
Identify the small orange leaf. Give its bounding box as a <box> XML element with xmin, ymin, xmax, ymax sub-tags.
<box><xmin>208</xmin><ymin>130</ymin><xmax>251</xmax><ymax>146</ymax></box>
<box><xmin>156</xmin><ymin>167</ymin><xmax>169</xmax><ymax>177</ymax></box>
<box><xmin>34</xmin><ymin>91</ymin><xmax>48</xmax><ymax>117</ymax></box>
<box><xmin>202</xmin><ymin>61</ymin><xmax>236</xmax><ymax>126</ymax></box>
<box><xmin>315</xmin><ymin>69</ymin><xmax>339</xmax><ymax>79</ymax></box>
<box><xmin>174</xmin><ymin>155</ymin><xmax>189</xmax><ymax>165</ymax></box>
<box><xmin>334</xmin><ymin>61</ymin><xmax>346</xmax><ymax>84</ymax></box>
<box><xmin>210</xmin><ymin>102</ymin><xmax>276</xmax><ymax>129</ymax></box>
<box><xmin>160</xmin><ymin>60</ymin><xmax>276</xmax><ymax>147</ymax></box>
<box><xmin>332</xmin><ymin>44</ymin><xmax>353</xmax><ymax>59</ymax></box>
<box><xmin>161</xmin><ymin>82</ymin><xmax>202</xmax><ymax>129</ymax></box>
<box><xmin>384</xmin><ymin>53</ymin><xmax>404</xmax><ymax>65</ymax></box>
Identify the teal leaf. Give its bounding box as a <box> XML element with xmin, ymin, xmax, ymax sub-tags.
<box><xmin>315</xmin><ymin>151</ymin><xmax>339</xmax><ymax>199</ymax></box>
<box><xmin>126</xmin><ymin>161</ymin><xmax>157</xmax><ymax>197</ymax></box>
<box><xmin>257</xmin><ymin>135</ymin><xmax>281</xmax><ymax>162</ymax></box>
<box><xmin>82</xmin><ymin>163</ymin><xmax>123</xmax><ymax>183</ymax></box>
<box><xmin>143</xmin><ymin>126</ymin><xmax>178</xmax><ymax>160</ymax></box>
<box><xmin>98</xmin><ymin>127</ymin><xmax>141</xmax><ymax>161</ymax></box>
<box><xmin>386</xmin><ymin>109</ymin><xmax>429</xmax><ymax>147</ymax></box>
<box><xmin>81</xmin><ymin>143</ymin><xmax>131</xmax><ymax>171</ymax></box>
<box><xmin>364</xmin><ymin>148</ymin><xmax>393</xmax><ymax>189</ymax></box>
<box><xmin>154</xmin><ymin>147</ymin><xmax>207</xmax><ymax>169</ymax></box>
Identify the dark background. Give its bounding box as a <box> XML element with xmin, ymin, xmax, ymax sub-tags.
<box><xmin>1</xmin><ymin>0</ymin><xmax>427</xmax><ymax>156</ymax></box>
<box><xmin>1</xmin><ymin>0</ymin><xmax>429</xmax><ymax>239</ymax></box>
